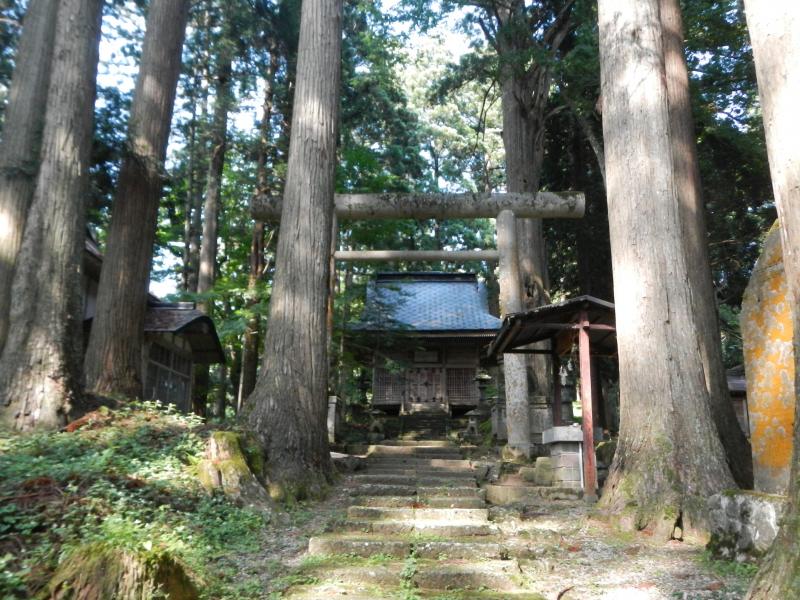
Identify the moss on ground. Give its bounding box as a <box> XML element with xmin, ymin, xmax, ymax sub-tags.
<box><xmin>0</xmin><ymin>402</ymin><xmax>272</xmax><ymax>599</ymax></box>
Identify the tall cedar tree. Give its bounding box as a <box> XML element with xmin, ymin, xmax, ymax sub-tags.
<box><xmin>240</xmin><ymin>49</ymin><xmax>279</xmax><ymax>407</ymax></box>
<box><xmin>743</xmin><ymin>2</ymin><xmax>800</xmax><ymax>596</ymax></box>
<box><xmin>247</xmin><ymin>0</ymin><xmax>342</xmax><ymax>500</ymax></box>
<box><xmin>84</xmin><ymin>0</ymin><xmax>191</xmax><ymax>398</ymax></box>
<box><xmin>596</xmin><ymin>0</ymin><xmax>735</xmax><ymax>535</ymax></box>
<box><xmin>0</xmin><ymin>0</ymin><xmax>103</xmax><ymax>430</ymax></box>
<box><xmin>659</xmin><ymin>0</ymin><xmax>752</xmax><ymax>487</ymax></box>
<box><xmin>196</xmin><ymin>38</ymin><xmax>234</xmax><ymax>311</ymax></box>
<box><xmin>184</xmin><ymin>6</ymin><xmax>213</xmax><ymax>295</ymax></box>
<box><xmin>193</xmin><ymin>17</ymin><xmax>235</xmax><ymax>416</ymax></box>
<box><xmin>475</xmin><ymin>0</ymin><xmax>574</xmax><ymax>456</ymax></box>
<box><xmin>0</xmin><ymin>0</ymin><xmax>57</xmax><ymax>351</ymax></box>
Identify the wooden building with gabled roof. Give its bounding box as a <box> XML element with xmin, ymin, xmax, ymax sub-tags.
<box><xmin>82</xmin><ymin>236</ymin><xmax>224</xmax><ymax>412</ymax></box>
<box><xmin>354</xmin><ymin>272</ymin><xmax>501</xmax><ymax>416</ymax></box>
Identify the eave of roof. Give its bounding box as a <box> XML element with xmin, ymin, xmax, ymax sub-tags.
<box><xmin>487</xmin><ymin>295</ymin><xmax>616</xmax><ymax>359</ymax></box>
<box><xmin>144</xmin><ymin>305</ymin><xmax>225</xmax><ymax>364</ymax></box>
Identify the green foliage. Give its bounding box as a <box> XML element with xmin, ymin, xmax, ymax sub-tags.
<box><xmin>0</xmin><ymin>403</ymin><xmax>269</xmax><ymax>599</ymax></box>
<box><xmin>698</xmin><ymin>549</ymin><xmax>759</xmax><ymax>579</ymax></box>
<box><xmin>0</xmin><ymin>1</ymin><xmax>24</xmax><ymax>127</ymax></box>
<box><xmin>399</xmin><ymin>552</ymin><xmax>421</xmax><ymax>600</ymax></box>
<box><xmin>718</xmin><ymin>304</ymin><xmax>744</xmax><ymax>368</ymax></box>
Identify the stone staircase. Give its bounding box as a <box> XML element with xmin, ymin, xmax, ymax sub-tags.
<box><xmin>288</xmin><ymin>441</ymin><xmax>546</xmax><ymax>599</ymax></box>
<box><xmin>399</xmin><ymin>406</ymin><xmax>449</xmax><ymax>440</ymax></box>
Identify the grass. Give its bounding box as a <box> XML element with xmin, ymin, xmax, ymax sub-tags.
<box><xmin>0</xmin><ymin>402</ymin><xmax>272</xmax><ymax>599</ymax></box>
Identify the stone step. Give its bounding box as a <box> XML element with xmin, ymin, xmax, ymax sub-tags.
<box><xmin>346</xmin><ymin>483</ymin><xmax>483</xmax><ymax>498</ymax></box>
<box><xmin>406</xmin><ymin>402</ymin><xmax>449</xmax><ymax>412</ymax></box>
<box><xmin>308</xmin><ymin>536</ymin><xmax>409</xmax><ymax>558</ymax></box>
<box><xmin>353</xmin><ymin>495</ymin><xmax>486</xmax><ymax>509</ymax></box>
<box><xmin>308</xmin><ymin>535</ymin><xmax>520</xmax><ymax>560</ymax></box>
<box><xmin>415</xmin><ymin>559</ymin><xmax>527</xmax><ymax>592</ymax></box>
<box><xmin>485</xmin><ymin>483</ymin><xmax>583</xmax><ymax>505</ymax></box>
<box><xmin>287</xmin><ymin>584</ymin><xmax>544</xmax><ymax>600</ymax></box>
<box><xmin>347</xmin><ymin>506</ymin><xmax>489</xmax><ymax>523</ymax></box>
<box><xmin>363</xmin><ymin>468</ymin><xmax>477</xmax><ymax>480</ymax></box>
<box><xmin>344</xmin><ymin>519</ymin><xmax>497</xmax><ymax>536</ymax></box>
<box><xmin>378</xmin><ymin>440</ymin><xmax>454</xmax><ymax>447</ymax></box>
<box><xmin>397</xmin><ymin>434</ymin><xmax>448</xmax><ymax>442</ymax></box>
<box><xmin>369</xmin><ymin>451</ymin><xmax>464</xmax><ymax>461</ymax></box>
<box><xmin>286</xmin><ymin>560</ymin><xmax>527</xmax><ymax>593</ymax></box>
<box><xmin>365</xmin><ymin>457</ymin><xmax>474</xmax><ymax>469</ymax></box>
<box><xmin>418</xmin><ymin>485</ymin><xmax>482</xmax><ymax>498</ymax></box>
<box><xmin>368</xmin><ymin>444</ymin><xmax>463</xmax><ymax>457</ymax></box>
<box><xmin>353</xmin><ymin>474</ymin><xmax>476</xmax><ymax>487</ymax></box>
<box><xmin>347</xmin><ymin>483</ymin><xmax>417</xmax><ymax>497</ymax></box>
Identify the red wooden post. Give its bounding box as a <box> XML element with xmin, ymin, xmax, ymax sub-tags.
<box><xmin>552</xmin><ymin>346</ymin><xmax>563</xmax><ymax>426</ymax></box>
<box><xmin>578</xmin><ymin>309</ymin><xmax>598</xmax><ymax>501</ymax></box>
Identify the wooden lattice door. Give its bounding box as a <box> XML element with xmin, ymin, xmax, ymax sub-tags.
<box><xmin>407</xmin><ymin>368</ymin><xmax>444</xmax><ymax>404</ymax></box>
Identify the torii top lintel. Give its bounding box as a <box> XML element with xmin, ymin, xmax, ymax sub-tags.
<box><xmin>251</xmin><ymin>191</ymin><xmax>585</xmax><ymax>221</ymax></box>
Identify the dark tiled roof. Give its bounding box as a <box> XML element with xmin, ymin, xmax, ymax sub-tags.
<box><xmin>358</xmin><ymin>272</ymin><xmax>501</xmax><ymax>334</ymax></box>
<box><xmin>144</xmin><ymin>304</ymin><xmax>224</xmax><ymax>364</ymax></box>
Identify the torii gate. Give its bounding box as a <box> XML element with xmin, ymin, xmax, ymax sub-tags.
<box><xmin>252</xmin><ymin>191</ymin><xmax>585</xmax><ymax>455</ymax></box>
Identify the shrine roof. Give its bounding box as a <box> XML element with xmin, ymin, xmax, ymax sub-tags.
<box><xmin>355</xmin><ymin>272</ymin><xmax>502</xmax><ymax>335</ymax></box>
<box><xmin>487</xmin><ymin>295</ymin><xmax>617</xmax><ymax>359</ymax></box>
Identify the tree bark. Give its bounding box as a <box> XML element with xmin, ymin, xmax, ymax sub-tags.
<box><xmin>240</xmin><ymin>50</ymin><xmax>278</xmax><ymax>406</ymax></box>
<box><xmin>495</xmin><ymin>1</ymin><xmax>573</xmax><ymax>451</ymax></box>
<box><xmin>83</xmin><ymin>0</ymin><xmax>190</xmax><ymax>398</ymax></box>
<box><xmin>597</xmin><ymin>0</ymin><xmax>735</xmax><ymax>535</ymax></box>
<box><xmin>182</xmin><ymin>82</ymin><xmax>199</xmax><ymax>293</ymax></box>
<box><xmin>0</xmin><ymin>0</ymin><xmax>58</xmax><ymax>352</ymax></box>
<box><xmin>214</xmin><ymin>362</ymin><xmax>228</xmax><ymax>418</ymax></box>
<box><xmin>742</xmin><ymin>2</ymin><xmax>800</xmax><ymax>596</ymax></box>
<box><xmin>659</xmin><ymin>0</ymin><xmax>753</xmax><ymax>488</ymax></box>
<box><xmin>246</xmin><ymin>0</ymin><xmax>342</xmax><ymax>501</ymax></box>
<box><xmin>185</xmin><ymin>7</ymin><xmax>213</xmax><ymax>295</ymax></box>
<box><xmin>193</xmin><ymin>32</ymin><xmax>233</xmax><ymax>416</ymax></box>
<box><xmin>0</xmin><ymin>0</ymin><xmax>103</xmax><ymax>431</ymax></box>
<box><xmin>196</xmin><ymin>51</ymin><xmax>233</xmax><ymax>313</ymax></box>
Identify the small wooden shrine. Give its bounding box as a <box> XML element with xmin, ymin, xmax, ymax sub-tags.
<box><xmin>355</xmin><ymin>272</ymin><xmax>501</xmax><ymax>416</ymax></box>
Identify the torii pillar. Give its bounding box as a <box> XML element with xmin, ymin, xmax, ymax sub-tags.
<box><xmin>252</xmin><ymin>191</ymin><xmax>585</xmax><ymax>452</ymax></box>
<box><xmin>496</xmin><ymin>210</ymin><xmax>532</xmax><ymax>458</ymax></box>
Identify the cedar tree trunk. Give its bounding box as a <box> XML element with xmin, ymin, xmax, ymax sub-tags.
<box><xmin>494</xmin><ymin>0</ymin><xmax>573</xmax><ymax>453</ymax></box>
<box><xmin>0</xmin><ymin>0</ymin><xmax>58</xmax><ymax>351</ymax></box>
<box><xmin>240</xmin><ymin>50</ymin><xmax>278</xmax><ymax>406</ymax></box>
<box><xmin>597</xmin><ymin>0</ymin><xmax>735</xmax><ymax>536</ymax></box>
<box><xmin>246</xmin><ymin>0</ymin><xmax>342</xmax><ymax>501</ymax></box>
<box><xmin>743</xmin><ymin>2</ymin><xmax>800</xmax><ymax>596</ymax></box>
<box><xmin>193</xmin><ymin>41</ymin><xmax>233</xmax><ymax>415</ymax></box>
<box><xmin>0</xmin><ymin>0</ymin><xmax>103</xmax><ymax>431</ymax></box>
<box><xmin>83</xmin><ymin>0</ymin><xmax>190</xmax><ymax>398</ymax></box>
<box><xmin>659</xmin><ymin>0</ymin><xmax>753</xmax><ymax>488</ymax></box>
<box><xmin>196</xmin><ymin>50</ymin><xmax>233</xmax><ymax>311</ymax></box>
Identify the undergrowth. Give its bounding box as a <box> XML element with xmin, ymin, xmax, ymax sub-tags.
<box><xmin>698</xmin><ymin>549</ymin><xmax>760</xmax><ymax>579</ymax></box>
<box><xmin>0</xmin><ymin>402</ymin><xmax>271</xmax><ymax>599</ymax></box>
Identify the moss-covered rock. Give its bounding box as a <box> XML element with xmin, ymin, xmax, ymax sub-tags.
<box><xmin>197</xmin><ymin>431</ymin><xmax>273</xmax><ymax>510</ymax></box>
<box><xmin>45</xmin><ymin>542</ymin><xmax>198</xmax><ymax>600</ymax></box>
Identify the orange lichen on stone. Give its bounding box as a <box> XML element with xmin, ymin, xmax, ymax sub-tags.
<box><xmin>741</xmin><ymin>221</ymin><xmax>796</xmax><ymax>494</ymax></box>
